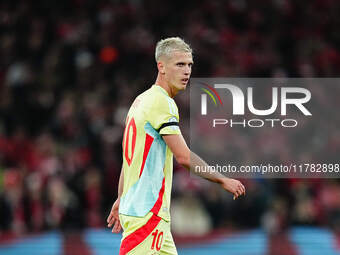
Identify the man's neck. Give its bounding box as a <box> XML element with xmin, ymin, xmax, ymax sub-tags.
<box><xmin>154</xmin><ymin>73</ymin><xmax>178</xmax><ymax>98</ymax></box>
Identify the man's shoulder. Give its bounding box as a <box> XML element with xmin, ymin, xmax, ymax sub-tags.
<box><xmin>130</xmin><ymin>86</ymin><xmax>178</xmax><ymax>118</ymax></box>
<box><xmin>131</xmin><ymin>87</ymin><xmax>156</xmax><ymax>107</ymax></box>
<box><xmin>140</xmin><ymin>86</ymin><xmax>175</xmax><ymax>107</ymax></box>
<box><xmin>127</xmin><ymin>86</ymin><xmax>160</xmax><ymax>115</ymax></box>
<box><xmin>144</xmin><ymin>85</ymin><xmax>168</xmax><ymax>98</ymax></box>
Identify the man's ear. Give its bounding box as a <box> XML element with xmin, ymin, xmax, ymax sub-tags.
<box><xmin>157</xmin><ymin>61</ymin><xmax>166</xmax><ymax>74</ymax></box>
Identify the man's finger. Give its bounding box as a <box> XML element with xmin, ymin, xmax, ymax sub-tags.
<box><xmin>113</xmin><ymin>221</ymin><xmax>118</xmax><ymax>232</ymax></box>
<box><xmin>237</xmin><ymin>185</ymin><xmax>244</xmax><ymax>196</ymax></box>
<box><xmin>112</xmin><ymin>220</ymin><xmax>121</xmax><ymax>233</ymax></box>
<box><xmin>115</xmin><ymin>221</ymin><xmax>121</xmax><ymax>232</ymax></box>
<box><xmin>233</xmin><ymin>193</ymin><xmax>238</xmax><ymax>200</ymax></box>
<box><xmin>242</xmin><ymin>185</ymin><xmax>246</xmax><ymax>195</ymax></box>
<box><xmin>108</xmin><ymin>221</ymin><xmax>113</xmax><ymax>227</ymax></box>
<box><xmin>115</xmin><ymin>222</ymin><xmax>121</xmax><ymax>233</ymax></box>
<box><xmin>236</xmin><ymin>189</ymin><xmax>241</xmax><ymax>197</ymax></box>
<box><xmin>107</xmin><ymin>212</ymin><xmax>113</xmax><ymax>223</ymax></box>
<box><xmin>108</xmin><ymin>217</ymin><xmax>115</xmax><ymax>227</ymax></box>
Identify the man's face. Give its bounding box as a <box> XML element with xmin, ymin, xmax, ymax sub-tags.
<box><xmin>161</xmin><ymin>51</ymin><xmax>193</xmax><ymax>91</ymax></box>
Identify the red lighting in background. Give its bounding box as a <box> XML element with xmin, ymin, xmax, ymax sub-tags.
<box><xmin>99</xmin><ymin>46</ymin><xmax>118</xmax><ymax>64</ymax></box>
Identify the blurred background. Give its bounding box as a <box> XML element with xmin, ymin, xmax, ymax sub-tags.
<box><xmin>1</xmin><ymin>0</ymin><xmax>340</xmax><ymax>254</ymax></box>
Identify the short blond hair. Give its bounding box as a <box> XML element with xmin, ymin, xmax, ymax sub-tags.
<box><xmin>155</xmin><ymin>37</ymin><xmax>192</xmax><ymax>62</ymax></box>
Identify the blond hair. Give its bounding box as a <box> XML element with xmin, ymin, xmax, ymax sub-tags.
<box><xmin>155</xmin><ymin>37</ymin><xmax>192</xmax><ymax>62</ymax></box>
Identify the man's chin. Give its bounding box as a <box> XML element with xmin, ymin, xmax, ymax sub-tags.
<box><xmin>179</xmin><ymin>83</ymin><xmax>188</xmax><ymax>90</ymax></box>
<box><xmin>172</xmin><ymin>83</ymin><xmax>187</xmax><ymax>93</ymax></box>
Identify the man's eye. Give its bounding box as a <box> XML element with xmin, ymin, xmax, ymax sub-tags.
<box><xmin>177</xmin><ymin>63</ymin><xmax>184</xmax><ymax>66</ymax></box>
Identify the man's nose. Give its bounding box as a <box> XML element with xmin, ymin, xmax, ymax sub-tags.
<box><xmin>184</xmin><ymin>65</ymin><xmax>191</xmax><ymax>75</ymax></box>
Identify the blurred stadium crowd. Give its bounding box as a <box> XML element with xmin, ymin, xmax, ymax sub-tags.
<box><xmin>0</xmin><ymin>0</ymin><xmax>340</xmax><ymax>238</ymax></box>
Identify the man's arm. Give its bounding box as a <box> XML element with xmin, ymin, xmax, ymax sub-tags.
<box><xmin>107</xmin><ymin>167</ymin><xmax>124</xmax><ymax>233</ymax></box>
<box><xmin>163</xmin><ymin>134</ymin><xmax>245</xmax><ymax>199</ymax></box>
<box><xmin>117</xmin><ymin>166</ymin><xmax>124</xmax><ymax>198</ymax></box>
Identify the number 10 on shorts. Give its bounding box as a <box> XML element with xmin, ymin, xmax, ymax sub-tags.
<box><xmin>151</xmin><ymin>229</ymin><xmax>163</xmax><ymax>251</ymax></box>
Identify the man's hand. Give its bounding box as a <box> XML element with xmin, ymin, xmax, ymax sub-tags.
<box><xmin>107</xmin><ymin>198</ymin><xmax>122</xmax><ymax>233</ymax></box>
<box><xmin>221</xmin><ymin>178</ymin><xmax>246</xmax><ymax>200</ymax></box>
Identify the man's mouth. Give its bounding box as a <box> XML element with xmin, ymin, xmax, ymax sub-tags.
<box><xmin>181</xmin><ymin>78</ymin><xmax>189</xmax><ymax>84</ymax></box>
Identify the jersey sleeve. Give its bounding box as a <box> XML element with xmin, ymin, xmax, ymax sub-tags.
<box><xmin>149</xmin><ymin>97</ymin><xmax>181</xmax><ymax>135</ymax></box>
